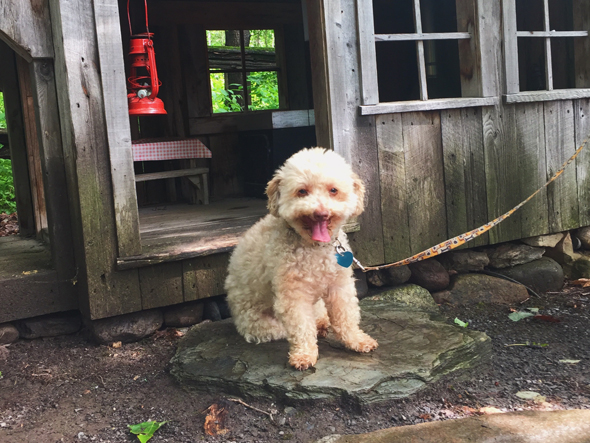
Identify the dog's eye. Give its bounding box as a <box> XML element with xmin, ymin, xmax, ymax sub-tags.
<box><xmin>298</xmin><ymin>189</ymin><xmax>308</xmax><ymax>196</ymax></box>
<box><xmin>329</xmin><ymin>188</ymin><xmax>338</xmax><ymax>195</ymax></box>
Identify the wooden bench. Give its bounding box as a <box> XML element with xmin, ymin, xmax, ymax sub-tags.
<box><xmin>132</xmin><ymin>138</ymin><xmax>212</xmax><ymax>205</ymax></box>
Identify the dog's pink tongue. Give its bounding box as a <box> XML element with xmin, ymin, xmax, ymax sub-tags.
<box><xmin>311</xmin><ymin>220</ymin><xmax>331</xmax><ymax>242</ymax></box>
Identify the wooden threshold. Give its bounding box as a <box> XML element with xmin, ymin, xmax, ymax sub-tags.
<box><xmin>116</xmin><ymin>198</ymin><xmax>362</xmax><ymax>270</ymax></box>
<box><xmin>0</xmin><ymin>236</ymin><xmax>77</xmax><ymax>323</ymax></box>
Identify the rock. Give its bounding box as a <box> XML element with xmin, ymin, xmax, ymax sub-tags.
<box><xmin>171</xmin><ymin>299</ymin><xmax>490</xmax><ymax>404</ymax></box>
<box><xmin>408</xmin><ymin>259</ymin><xmax>450</xmax><ymax>291</ymax></box>
<box><xmin>15</xmin><ymin>311</ymin><xmax>82</xmax><ymax>339</ymax></box>
<box><xmin>491</xmin><ymin>257</ymin><xmax>564</xmax><ymax>294</ymax></box>
<box><xmin>432</xmin><ymin>273</ymin><xmax>529</xmax><ymax>306</ymax></box>
<box><xmin>544</xmin><ymin>233</ymin><xmax>581</xmax><ymax>266</ymax></box>
<box><xmin>0</xmin><ymin>323</ymin><xmax>19</xmax><ymax>345</ymax></box>
<box><xmin>439</xmin><ymin>251</ymin><xmax>489</xmax><ymax>273</ymax></box>
<box><xmin>570</xmin><ymin>256</ymin><xmax>590</xmax><ymax>279</ymax></box>
<box><xmin>576</xmin><ymin>226</ymin><xmax>590</xmax><ymax>250</ymax></box>
<box><xmin>360</xmin><ymin>284</ymin><xmax>438</xmax><ymax>313</ymax></box>
<box><xmin>353</xmin><ymin>269</ymin><xmax>369</xmax><ymax>298</ymax></box>
<box><xmin>486</xmin><ymin>243</ymin><xmax>545</xmax><ymax>269</ymax></box>
<box><xmin>86</xmin><ymin>309</ymin><xmax>163</xmax><ymax>344</ymax></box>
<box><xmin>521</xmin><ymin>233</ymin><xmax>565</xmax><ymax>248</ymax></box>
<box><xmin>382</xmin><ymin>266</ymin><xmax>412</xmax><ymax>285</ymax></box>
<box><xmin>366</xmin><ymin>266</ymin><xmax>411</xmax><ymax>287</ymax></box>
<box><xmin>163</xmin><ymin>301</ymin><xmax>204</xmax><ymax>327</ymax></box>
<box><xmin>315</xmin><ymin>410</ymin><xmax>590</xmax><ymax>443</ymax></box>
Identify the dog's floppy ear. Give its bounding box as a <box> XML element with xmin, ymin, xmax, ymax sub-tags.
<box><xmin>352</xmin><ymin>173</ymin><xmax>365</xmax><ymax>216</ymax></box>
<box><xmin>266</xmin><ymin>176</ymin><xmax>281</xmax><ymax>216</ymax></box>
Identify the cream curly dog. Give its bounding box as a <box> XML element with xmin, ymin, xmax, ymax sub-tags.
<box><xmin>225</xmin><ymin>148</ymin><xmax>378</xmax><ymax>370</ymax></box>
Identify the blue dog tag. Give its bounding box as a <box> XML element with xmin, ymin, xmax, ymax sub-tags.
<box><xmin>335</xmin><ymin>251</ymin><xmax>354</xmax><ymax>268</ymax></box>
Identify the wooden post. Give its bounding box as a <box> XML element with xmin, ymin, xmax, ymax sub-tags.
<box><xmin>49</xmin><ymin>0</ymin><xmax>142</xmax><ymax>319</ymax></box>
<box><xmin>29</xmin><ymin>58</ymin><xmax>78</xmax><ymax>301</ymax></box>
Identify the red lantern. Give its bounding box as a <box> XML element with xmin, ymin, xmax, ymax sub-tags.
<box><xmin>126</xmin><ymin>0</ymin><xmax>166</xmax><ymax>115</ymax></box>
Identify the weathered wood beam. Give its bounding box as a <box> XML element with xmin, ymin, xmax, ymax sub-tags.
<box><xmin>0</xmin><ymin>0</ymin><xmax>54</xmax><ymax>61</ymax></box>
<box><xmin>49</xmin><ymin>0</ymin><xmax>142</xmax><ymax>319</ymax></box>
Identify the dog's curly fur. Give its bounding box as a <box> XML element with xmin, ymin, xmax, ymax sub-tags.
<box><xmin>225</xmin><ymin>148</ymin><xmax>378</xmax><ymax>370</ymax></box>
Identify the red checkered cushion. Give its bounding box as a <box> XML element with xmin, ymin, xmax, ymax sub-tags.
<box><xmin>132</xmin><ymin>138</ymin><xmax>212</xmax><ymax>161</ymax></box>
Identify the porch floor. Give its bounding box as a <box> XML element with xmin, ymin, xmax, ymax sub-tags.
<box><xmin>117</xmin><ymin>197</ymin><xmax>268</xmax><ymax>270</ymax></box>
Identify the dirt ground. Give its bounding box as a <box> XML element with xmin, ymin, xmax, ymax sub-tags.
<box><xmin>1</xmin><ymin>281</ymin><xmax>589</xmax><ymax>443</ymax></box>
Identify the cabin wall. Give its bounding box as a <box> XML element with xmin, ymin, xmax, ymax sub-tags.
<box><xmin>314</xmin><ymin>0</ymin><xmax>590</xmax><ymax>267</ymax></box>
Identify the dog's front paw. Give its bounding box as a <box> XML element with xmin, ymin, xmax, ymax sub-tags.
<box><xmin>316</xmin><ymin>322</ymin><xmax>330</xmax><ymax>338</ymax></box>
<box><xmin>289</xmin><ymin>352</ymin><xmax>318</xmax><ymax>371</ymax></box>
<box><xmin>347</xmin><ymin>333</ymin><xmax>378</xmax><ymax>353</ymax></box>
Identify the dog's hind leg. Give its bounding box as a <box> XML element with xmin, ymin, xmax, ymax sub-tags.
<box><xmin>233</xmin><ymin>307</ymin><xmax>287</xmax><ymax>344</ymax></box>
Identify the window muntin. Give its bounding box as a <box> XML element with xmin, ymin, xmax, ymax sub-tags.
<box><xmin>207</xmin><ymin>29</ymin><xmax>280</xmax><ymax>113</ymax></box>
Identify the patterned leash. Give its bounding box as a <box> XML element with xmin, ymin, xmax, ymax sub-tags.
<box><xmin>357</xmin><ymin>134</ymin><xmax>589</xmax><ymax>272</ymax></box>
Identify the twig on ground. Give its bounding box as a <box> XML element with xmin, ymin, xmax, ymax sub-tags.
<box><xmin>228</xmin><ymin>398</ymin><xmax>275</xmax><ymax>422</ymax></box>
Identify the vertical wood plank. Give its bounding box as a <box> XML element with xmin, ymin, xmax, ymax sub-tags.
<box><xmin>441</xmin><ymin>107</ymin><xmax>488</xmax><ymax>247</ymax></box>
<box><xmin>544</xmin><ymin>100</ymin><xmax>579</xmax><ymax>231</ymax></box>
<box><xmin>477</xmin><ymin>0</ymin><xmax>502</xmax><ymax>97</ymax></box>
<box><xmin>483</xmin><ymin>105</ymin><xmax>522</xmax><ymax>243</ymax></box>
<box><xmin>180</xmin><ymin>24</ymin><xmax>211</xmax><ymax>119</ymax></box>
<box><xmin>575</xmin><ymin>98</ymin><xmax>590</xmax><ymax>226</ymax></box>
<box><xmin>93</xmin><ymin>0</ymin><xmax>141</xmax><ymax>257</ymax></box>
<box><xmin>0</xmin><ymin>41</ymin><xmax>36</xmax><ymax>236</ymax></box>
<box><xmin>183</xmin><ymin>253</ymin><xmax>229</xmax><ymax>302</ymax></box>
<box><xmin>377</xmin><ymin>113</ymin><xmax>411</xmax><ymax>262</ymax></box>
<box><xmin>515</xmin><ymin>102</ymin><xmax>549</xmax><ymax>237</ymax></box>
<box><xmin>16</xmin><ymin>57</ymin><xmax>48</xmax><ymax>235</ymax></box>
<box><xmin>402</xmin><ymin>112</ymin><xmax>447</xmax><ymax>253</ymax></box>
<box><xmin>456</xmin><ymin>0</ymin><xmax>482</xmax><ymax>97</ymax></box>
<box><xmin>29</xmin><ymin>58</ymin><xmax>78</xmax><ymax>300</ymax></box>
<box><xmin>502</xmin><ymin>0</ymin><xmax>520</xmax><ymax>94</ymax></box>
<box><xmin>313</xmin><ymin>0</ymin><xmax>384</xmax><ymax>266</ymax></box>
<box><xmin>573</xmin><ymin>1</ymin><xmax>590</xmax><ymax>88</ymax></box>
<box><xmin>49</xmin><ymin>0</ymin><xmax>142</xmax><ymax>319</ymax></box>
<box><xmin>356</xmin><ymin>0</ymin><xmax>379</xmax><ymax>105</ymax></box>
<box><xmin>139</xmin><ymin>262</ymin><xmax>184</xmax><ymax>309</ymax></box>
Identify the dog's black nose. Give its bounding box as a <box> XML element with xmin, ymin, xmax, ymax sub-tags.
<box><xmin>313</xmin><ymin>210</ymin><xmax>329</xmax><ymax>220</ymax></box>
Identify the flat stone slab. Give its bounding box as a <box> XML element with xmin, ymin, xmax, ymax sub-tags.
<box><xmin>316</xmin><ymin>409</ymin><xmax>590</xmax><ymax>443</ymax></box>
<box><xmin>170</xmin><ymin>299</ymin><xmax>491</xmax><ymax>404</ymax></box>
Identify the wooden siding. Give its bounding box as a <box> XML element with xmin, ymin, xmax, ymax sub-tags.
<box><xmin>373</xmin><ymin>100</ymin><xmax>590</xmax><ymax>263</ymax></box>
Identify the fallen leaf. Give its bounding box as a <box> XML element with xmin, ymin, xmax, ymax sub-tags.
<box><xmin>478</xmin><ymin>406</ymin><xmax>504</xmax><ymax>415</ymax></box>
<box><xmin>515</xmin><ymin>391</ymin><xmax>546</xmax><ymax>403</ymax></box>
<box><xmin>128</xmin><ymin>420</ymin><xmax>167</xmax><ymax>443</ymax></box>
<box><xmin>571</xmin><ymin>278</ymin><xmax>590</xmax><ymax>288</ymax></box>
<box><xmin>559</xmin><ymin>359</ymin><xmax>581</xmax><ymax>364</ymax></box>
<box><xmin>111</xmin><ymin>341</ymin><xmax>122</xmax><ymax>349</ymax></box>
<box><xmin>204</xmin><ymin>404</ymin><xmax>228</xmax><ymax>436</ymax></box>
<box><xmin>454</xmin><ymin>318</ymin><xmax>468</xmax><ymax>328</ymax></box>
<box><xmin>508</xmin><ymin>311</ymin><xmax>535</xmax><ymax>321</ymax></box>
<box><xmin>418</xmin><ymin>413</ymin><xmax>431</xmax><ymax>420</ymax></box>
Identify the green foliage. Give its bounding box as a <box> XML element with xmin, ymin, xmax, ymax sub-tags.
<box><xmin>0</xmin><ymin>92</ymin><xmax>5</xmax><ymax>130</ymax></box>
<box><xmin>0</xmin><ymin>159</ymin><xmax>16</xmax><ymax>214</ymax></box>
<box><xmin>128</xmin><ymin>420</ymin><xmax>167</xmax><ymax>443</ymax></box>
<box><xmin>207</xmin><ymin>30</ymin><xmax>279</xmax><ymax>113</ymax></box>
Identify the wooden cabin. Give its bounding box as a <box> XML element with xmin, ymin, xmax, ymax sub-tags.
<box><xmin>1</xmin><ymin>0</ymin><xmax>589</xmax><ymax>324</ymax></box>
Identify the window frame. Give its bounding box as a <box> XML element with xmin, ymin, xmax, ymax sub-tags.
<box><xmin>502</xmin><ymin>0</ymin><xmax>590</xmax><ymax>103</ymax></box>
<box><xmin>357</xmin><ymin>0</ymin><xmax>499</xmax><ymax>115</ymax></box>
<box><xmin>206</xmin><ymin>28</ymin><xmax>283</xmax><ymax>114</ymax></box>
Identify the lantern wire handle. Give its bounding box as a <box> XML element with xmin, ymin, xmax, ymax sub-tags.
<box><xmin>127</xmin><ymin>0</ymin><xmax>151</xmax><ymax>39</ymax></box>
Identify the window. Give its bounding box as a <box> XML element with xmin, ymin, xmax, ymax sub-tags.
<box><xmin>503</xmin><ymin>0</ymin><xmax>590</xmax><ymax>102</ymax></box>
<box><xmin>357</xmin><ymin>0</ymin><xmax>497</xmax><ymax>114</ymax></box>
<box><xmin>207</xmin><ymin>30</ymin><xmax>280</xmax><ymax>113</ymax></box>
